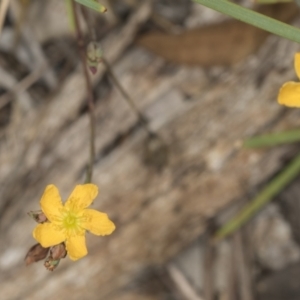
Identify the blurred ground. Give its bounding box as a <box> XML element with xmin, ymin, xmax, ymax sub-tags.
<box><xmin>1</xmin><ymin>0</ymin><xmax>300</xmax><ymax>299</ymax></box>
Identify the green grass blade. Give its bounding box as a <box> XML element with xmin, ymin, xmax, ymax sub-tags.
<box><xmin>65</xmin><ymin>0</ymin><xmax>75</xmax><ymax>32</ymax></box>
<box><xmin>254</xmin><ymin>0</ymin><xmax>292</xmax><ymax>3</ymax></box>
<box><xmin>193</xmin><ymin>0</ymin><xmax>300</xmax><ymax>44</ymax></box>
<box><xmin>215</xmin><ymin>151</ymin><xmax>300</xmax><ymax>240</ymax></box>
<box><xmin>243</xmin><ymin>129</ymin><xmax>300</xmax><ymax>148</ymax></box>
<box><xmin>75</xmin><ymin>0</ymin><xmax>106</xmax><ymax>13</ymax></box>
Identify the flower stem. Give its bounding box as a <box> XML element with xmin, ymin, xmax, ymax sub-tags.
<box><xmin>102</xmin><ymin>58</ymin><xmax>154</xmax><ymax>137</ymax></box>
<box><xmin>79</xmin><ymin>5</ymin><xmax>154</xmax><ymax>137</ymax></box>
<box><xmin>71</xmin><ymin>0</ymin><xmax>95</xmax><ymax>183</ymax></box>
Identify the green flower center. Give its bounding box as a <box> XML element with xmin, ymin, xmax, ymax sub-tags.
<box><xmin>64</xmin><ymin>214</ymin><xmax>77</xmax><ymax>227</ymax></box>
<box><xmin>61</xmin><ymin>210</ymin><xmax>84</xmax><ymax>237</ymax></box>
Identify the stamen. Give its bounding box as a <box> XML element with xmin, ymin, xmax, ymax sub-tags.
<box><xmin>61</xmin><ymin>209</ymin><xmax>85</xmax><ymax>237</ymax></box>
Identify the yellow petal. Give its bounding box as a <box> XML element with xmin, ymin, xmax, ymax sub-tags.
<box><xmin>82</xmin><ymin>209</ymin><xmax>116</xmax><ymax>236</ymax></box>
<box><xmin>278</xmin><ymin>82</ymin><xmax>300</xmax><ymax>107</ymax></box>
<box><xmin>295</xmin><ymin>53</ymin><xmax>300</xmax><ymax>79</ymax></box>
<box><xmin>65</xmin><ymin>235</ymin><xmax>87</xmax><ymax>261</ymax></box>
<box><xmin>40</xmin><ymin>185</ymin><xmax>63</xmax><ymax>222</ymax></box>
<box><xmin>65</xmin><ymin>184</ymin><xmax>98</xmax><ymax>211</ymax></box>
<box><xmin>33</xmin><ymin>223</ymin><xmax>65</xmax><ymax>248</ymax></box>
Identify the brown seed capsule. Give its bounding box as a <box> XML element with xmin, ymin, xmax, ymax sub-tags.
<box><xmin>27</xmin><ymin>210</ymin><xmax>47</xmax><ymax>223</ymax></box>
<box><xmin>25</xmin><ymin>243</ymin><xmax>49</xmax><ymax>266</ymax></box>
<box><xmin>44</xmin><ymin>256</ymin><xmax>60</xmax><ymax>271</ymax></box>
<box><xmin>50</xmin><ymin>243</ymin><xmax>67</xmax><ymax>260</ymax></box>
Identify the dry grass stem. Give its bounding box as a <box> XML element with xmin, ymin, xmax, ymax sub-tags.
<box><xmin>167</xmin><ymin>263</ymin><xmax>204</xmax><ymax>300</ymax></box>
<box><xmin>0</xmin><ymin>0</ymin><xmax>10</xmax><ymax>36</ymax></box>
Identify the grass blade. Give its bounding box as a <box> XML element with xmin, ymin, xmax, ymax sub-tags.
<box><xmin>243</xmin><ymin>129</ymin><xmax>300</xmax><ymax>148</ymax></box>
<box><xmin>215</xmin><ymin>151</ymin><xmax>300</xmax><ymax>240</ymax></box>
<box><xmin>75</xmin><ymin>0</ymin><xmax>106</xmax><ymax>13</ymax></box>
<box><xmin>193</xmin><ymin>0</ymin><xmax>300</xmax><ymax>44</ymax></box>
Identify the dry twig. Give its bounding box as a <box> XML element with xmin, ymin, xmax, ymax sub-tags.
<box><xmin>0</xmin><ymin>64</ymin><xmax>46</xmax><ymax>110</ymax></box>
<box><xmin>233</xmin><ymin>231</ymin><xmax>254</xmax><ymax>300</ymax></box>
<box><xmin>0</xmin><ymin>0</ymin><xmax>10</xmax><ymax>36</ymax></box>
<box><xmin>167</xmin><ymin>263</ymin><xmax>204</xmax><ymax>300</ymax></box>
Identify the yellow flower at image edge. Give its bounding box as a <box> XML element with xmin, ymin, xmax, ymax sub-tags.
<box><xmin>33</xmin><ymin>184</ymin><xmax>115</xmax><ymax>261</ymax></box>
<box><xmin>278</xmin><ymin>53</ymin><xmax>300</xmax><ymax>107</ymax></box>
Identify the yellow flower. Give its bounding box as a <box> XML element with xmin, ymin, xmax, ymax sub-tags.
<box><xmin>33</xmin><ymin>184</ymin><xmax>115</xmax><ymax>261</ymax></box>
<box><xmin>278</xmin><ymin>53</ymin><xmax>300</xmax><ymax>107</ymax></box>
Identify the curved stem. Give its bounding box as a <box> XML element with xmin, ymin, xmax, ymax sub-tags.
<box><xmin>71</xmin><ymin>0</ymin><xmax>95</xmax><ymax>183</ymax></box>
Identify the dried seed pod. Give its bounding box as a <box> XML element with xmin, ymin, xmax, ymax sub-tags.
<box><xmin>27</xmin><ymin>210</ymin><xmax>47</xmax><ymax>223</ymax></box>
<box><xmin>44</xmin><ymin>256</ymin><xmax>60</xmax><ymax>272</ymax></box>
<box><xmin>50</xmin><ymin>243</ymin><xmax>67</xmax><ymax>260</ymax></box>
<box><xmin>25</xmin><ymin>243</ymin><xmax>49</xmax><ymax>266</ymax></box>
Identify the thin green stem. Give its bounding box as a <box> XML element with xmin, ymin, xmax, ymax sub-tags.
<box><xmin>193</xmin><ymin>0</ymin><xmax>300</xmax><ymax>44</ymax></box>
<box><xmin>65</xmin><ymin>0</ymin><xmax>76</xmax><ymax>32</ymax></box>
<box><xmin>71</xmin><ymin>0</ymin><xmax>96</xmax><ymax>183</ymax></box>
<box><xmin>215</xmin><ymin>151</ymin><xmax>300</xmax><ymax>240</ymax></box>
<box><xmin>255</xmin><ymin>0</ymin><xmax>292</xmax><ymax>3</ymax></box>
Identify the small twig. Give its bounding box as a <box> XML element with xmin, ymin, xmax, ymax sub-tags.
<box><xmin>79</xmin><ymin>5</ymin><xmax>97</xmax><ymax>40</ymax></box>
<box><xmin>12</xmin><ymin>0</ymin><xmax>30</xmax><ymax>48</ymax></box>
<box><xmin>102</xmin><ymin>57</ymin><xmax>153</xmax><ymax>137</ymax></box>
<box><xmin>8</xmin><ymin>0</ymin><xmax>57</xmax><ymax>89</ymax></box>
<box><xmin>0</xmin><ymin>0</ymin><xmax>10</xmax><ymax>36</ymax></box>
<box><xmin>151</xmin><ymin>12</ymin><xmax>182</xmax><ymax>34</ymax></box>
<box><xmin>167</xmin><ymin>263</ymin><xmax>204</xmax><ymax>300</ymax></box>
<box><xmin>204</xmin><ymin>233</ymin><xmax>215</xmax><ymax>300</ymax></box>
<box><xmin>155</xmin><ymin>267</ymin><xmax>182</xmax><ymax>300</ymax></box>
<box><xmin>233</xmin><ymin>231</ymin><xmax>253</xmax><ymax>300</ymax></box>
<box><xmin>21</xmin><ymin>28</ymin><xmax>58</xmax><ymax>90</ymax></box>
<box><xmin>102</xmin><ymin>59</ymin><xmax>170</xmax><ymax>170</ymax></box>
<box><xmin>0</xmin><ymin>64</ymin><xmax>46</xmax><ymax>110</ymax></box>
<box><xmin>71</xmin><ymin>0</ymin><xmax>96</xmax><ymax>183</ymax></box>
<box><xmin>204</xmin><ymin>247</ymin><xmax>214</xmax><ymax>300</ymax></box>
<box><xmin>227</xmin><ymin>238</ymin><xmax>238</xmax><ymax>300</ymax></box>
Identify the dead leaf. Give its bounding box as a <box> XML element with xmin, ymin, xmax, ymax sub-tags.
<box><xmin>137</xmin><ymin>3</ymin><xmax>299</xmax><ymax>66</ymax></box>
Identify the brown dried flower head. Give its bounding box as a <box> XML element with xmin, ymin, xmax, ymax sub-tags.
<box><xmin>25</xmin><ymin>243</ymin><xmax>49</xmax><ymax>266</ymax></box>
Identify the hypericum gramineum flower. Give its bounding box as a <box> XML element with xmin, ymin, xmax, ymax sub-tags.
<box><xmin>278</xmin><ymin>53</ymin><xmax>300</xmax><ymax>107</ymax></box>
<box><xmin>33</xmin><ymin>184</ymin><xmax>115</xmax><ymax>261</ymax></box>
